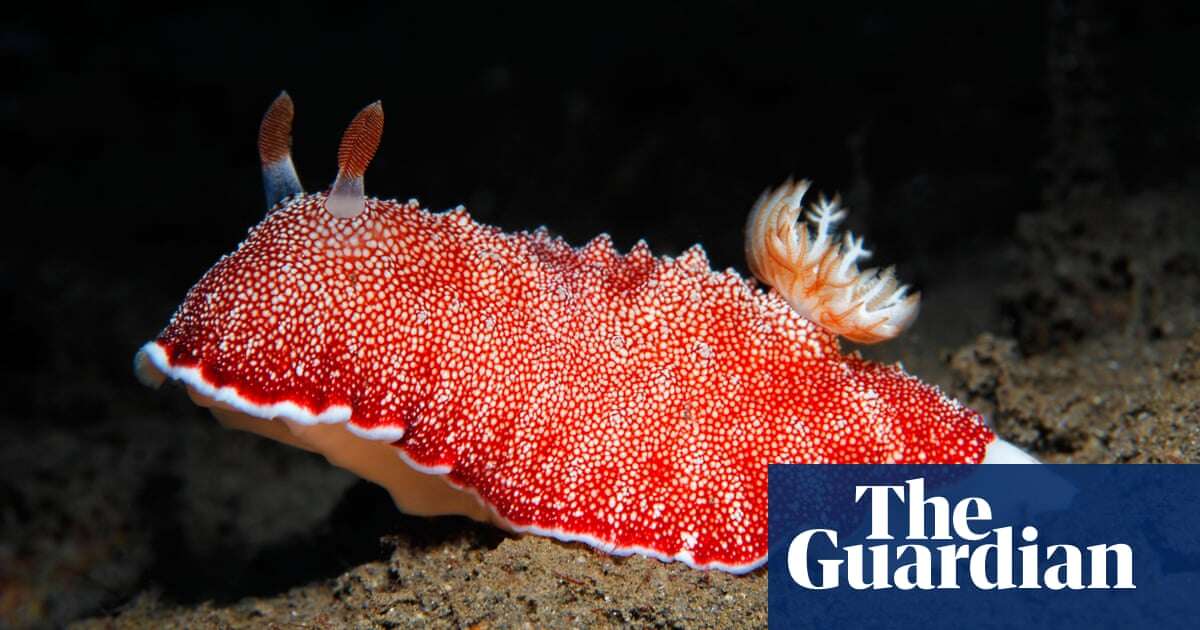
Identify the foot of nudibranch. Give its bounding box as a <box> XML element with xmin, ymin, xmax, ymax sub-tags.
<box><xmin>205</xmin><ymin>404</ymin><xmax>497</xmax><ymax>523</ymax></box>
<box><xmin>982</xmin><ymin>437</ymin><xmax>1040</xmax><ymax>464</ymax></box>
<box><xmin>135</xmin><ymin>350</ymin><xmax>498</xmax><ymax>524</ymax></box>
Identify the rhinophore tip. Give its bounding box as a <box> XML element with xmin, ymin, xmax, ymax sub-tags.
<box><xmin>258</xmin><ymin>91</ymin><xmax>303</xmax><ymax>209</ymax></box>
<box><xmin>326</xmin><ymin>101</ymin><xmax>384</xmax><ymax>219</ymax></box>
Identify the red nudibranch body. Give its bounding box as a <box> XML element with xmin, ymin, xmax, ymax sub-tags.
<box><xmin>135</xmin><ymin>94</ymin><xmax>1034</xmax><ymax>574</ymax></box>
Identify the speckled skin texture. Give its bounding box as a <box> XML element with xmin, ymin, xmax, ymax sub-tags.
<box><xmin>146</xmin><ymin>191</ymin><xmax>993</xmax><ymax>571</ymax></box>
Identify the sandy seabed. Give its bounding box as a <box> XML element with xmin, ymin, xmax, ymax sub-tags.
<box><xmin>2</xmin><ymin>189</ymin><xmax>1198</xmax><ymax>629</ymax></box>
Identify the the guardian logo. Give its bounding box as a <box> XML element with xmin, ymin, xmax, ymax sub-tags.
<box><xmin>787</xmin><ymin>478</ymin><xmax>1135</xmax><ymax>590</ymax></box>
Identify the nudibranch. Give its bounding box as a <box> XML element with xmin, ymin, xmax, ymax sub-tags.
<box><xmin>135</xmin><ymin>93</ymin><xmax>1035</xmax><ymax>575</ymax></box>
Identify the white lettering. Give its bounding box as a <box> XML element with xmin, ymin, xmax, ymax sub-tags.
<box><xmin>1044</xmin><ymin>544</ymin><xmax>1084</xmax><ymax>589</ymax></box>
<box><xmin>846</xmin><ymin>543</ymin><xmax>893</xmax><ymax>589</ymax></box>
<box><xmin>894</xmin><ymin>544</ymin><xmax>934</xmax><ymax>589</ymax></box>
<box><xmin>1086</xmin><ymin>544</ymin><xmax>1135</xmax><ymax>589</ymax></box>
<box><xmin>952</xmin><ymin>496</ymin><xmax>991</xmax><ymax>541</ymax></box>
<box><xmin>936</xmin><ymin>543</ymin><xmax>970</xmax><ymax>588</ymax></box>
<box><xmin>787</xmin><ymin>529</ymin><xmax>841</xmax><ymax>589</ymax></box>
<box><xmin>1018</xmin><ymin>526</ymin><xmax>1041</xmax><ymax>588</ymax></box>
<box><xmin>855</xmin><ymin>484</ymin><xmax>904</xmax><ymax>540</ymax></box>
<box><xmin>906</xmin><ymin>478</ymin><xmax>951</xmax><ymax>540</ymax></box>
<box><xmin>968</xmin><ymin>525</ymin><xmax>1015</xmax><ymax>589</ymax></box>
<box><xmin>784</xmin><ymin>477</ymin><xmax>1136</xmax><ymax>591</ymax></box>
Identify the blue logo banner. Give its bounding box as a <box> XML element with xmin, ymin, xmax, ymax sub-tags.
<box><xmin>768</xmin><ymin>465</ymin><xmax>1200</xmax><ymax>629</ymax></box>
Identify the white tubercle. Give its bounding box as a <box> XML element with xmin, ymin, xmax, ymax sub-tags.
<box><xmin>744</xmin><ymin>180</ymin><xmax>920</xmax><ymax>344</ymax></box>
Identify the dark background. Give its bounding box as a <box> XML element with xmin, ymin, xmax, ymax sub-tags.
<box><xmin>2</xmin><ymin>1</ymin><xmax>1199</xmax><ymax>626</ymax></box>
<box><xmin>6</xmin><ymin>2</ymin><xmax>1199</xmax><ymax>429</ymax></box>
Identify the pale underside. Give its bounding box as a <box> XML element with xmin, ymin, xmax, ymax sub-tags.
<box><xmin>136</xmin><ymin>354</ymin><xmax>499</xmax><ymax>526</ymax></box>
<box><xmin>210</xmin><ymin>402</ymin><xmax>498</xmax><ymax>524</ymax></box>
